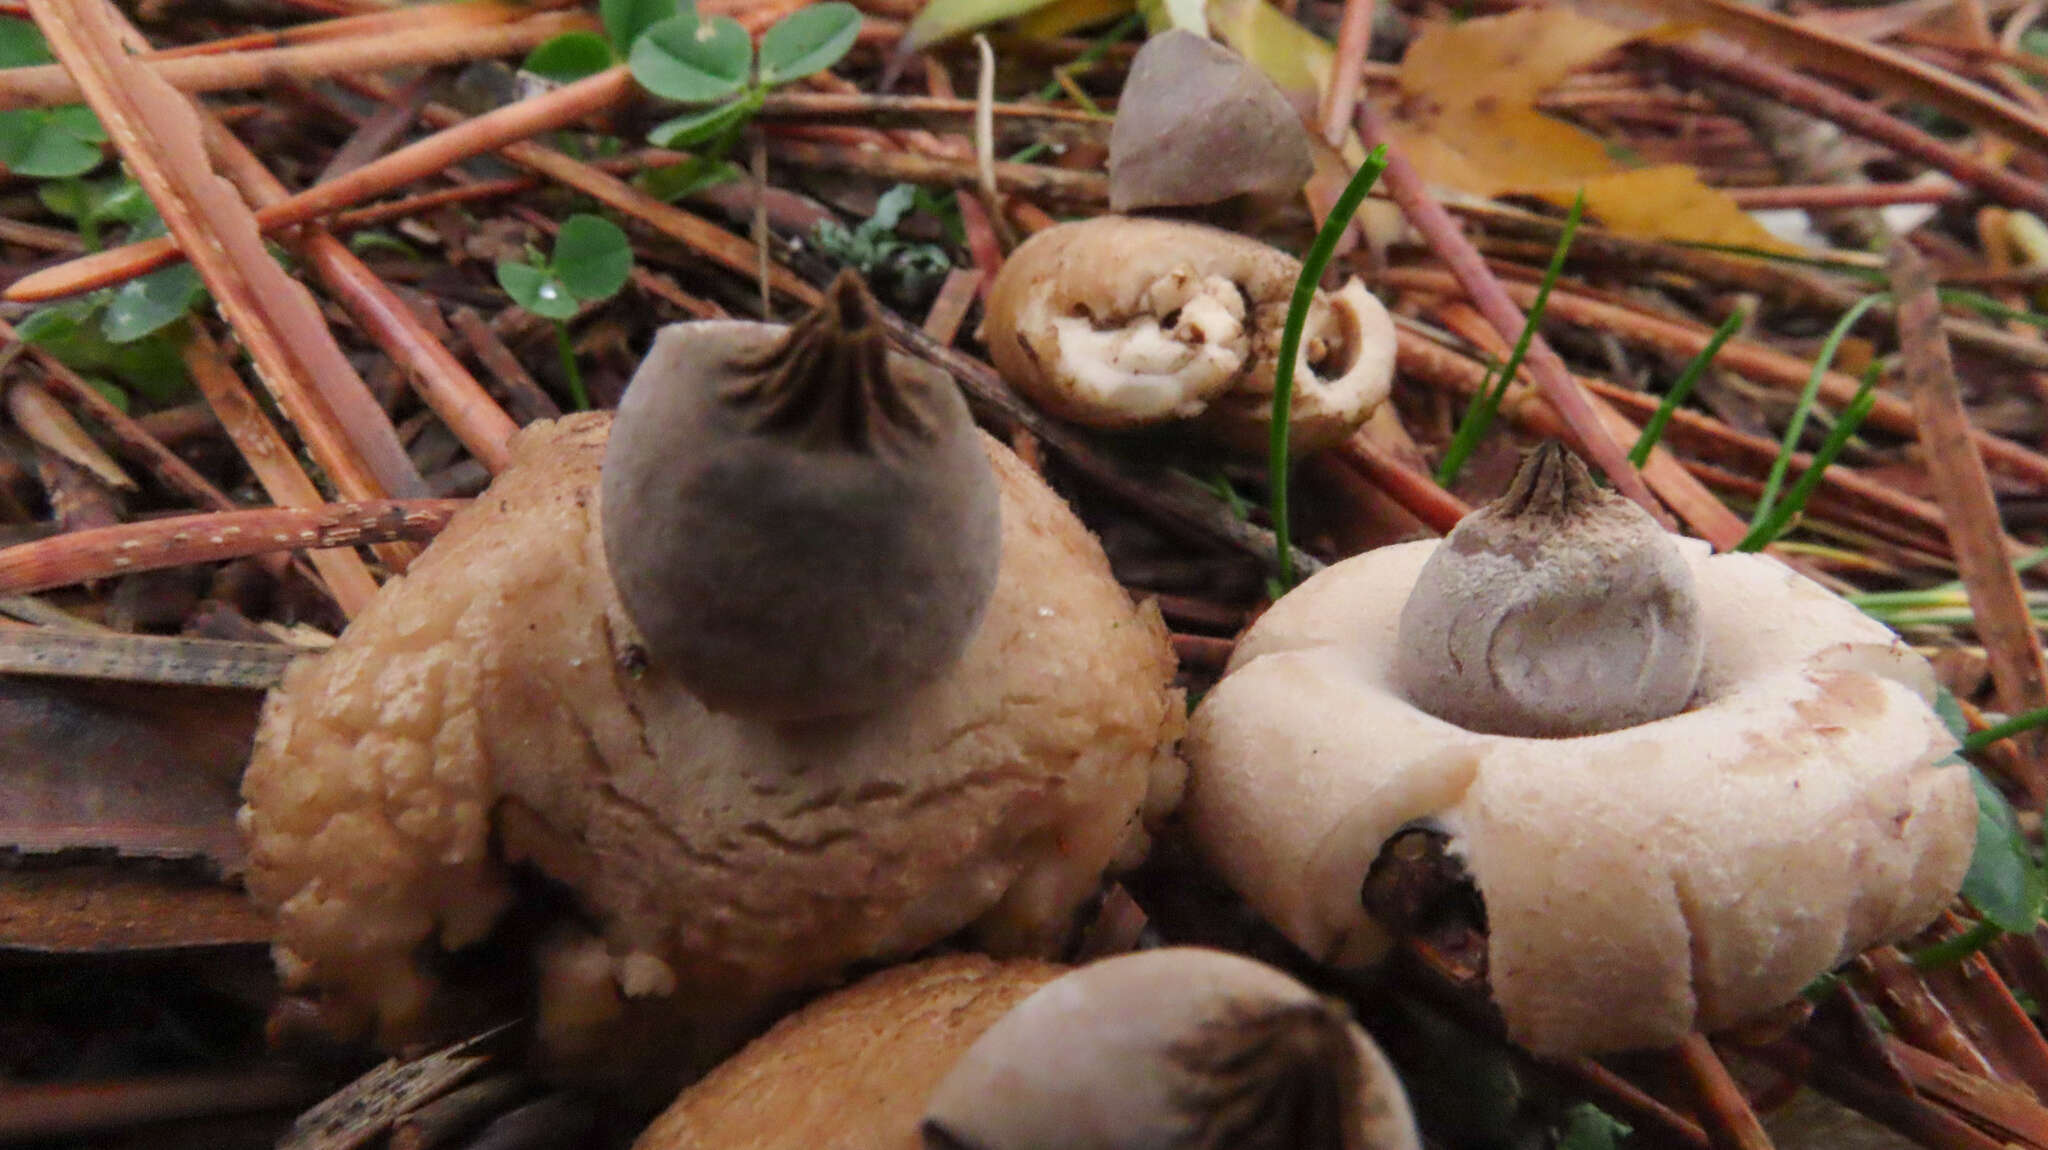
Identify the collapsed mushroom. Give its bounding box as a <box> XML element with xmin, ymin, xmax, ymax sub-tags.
<box><xmin>238</xmin><ymin>274</ymin><xmax>1186</xmax><ymax>1087</ymax></box>
<box><xmin>982</xmin><ymin>216</ymin><xmax>1396</xmax><ymax>452</ymax></box>
<box><xmin>1183</xmin><ymin>444</ymin><xmax>1974</xmax><ymax>1055</ymax></box>
<box><xmin>633</xmin><ymin>948</ymin><xmax>1422</xmax><ymax>1150</ymax></box>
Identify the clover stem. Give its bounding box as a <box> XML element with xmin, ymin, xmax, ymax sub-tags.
<box><xmin>554</xmin><ymin>320</ymin><xmax>590</xmax><ymax>412</ymax></box>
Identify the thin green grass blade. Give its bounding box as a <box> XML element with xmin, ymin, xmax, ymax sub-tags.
<box><xmin>1268</xmin><ymin>146</ymin><xmax>1388</xmax><ymax>589</ymax></box>
<box><xmin>1676</xmin><ymin>239</ymin><xmax>1887</xmax><ymax>278</ymax></box>
<box><xmin>1737</xmin><ymin>364</ymin><xmax>1880</xmax><ymax>552</ymax></box>
<box><xmin>1855</xmin><ymin>544</ymin><xmax>2048</xmax><ymax>603</ymax></box>
<box><xmin>1963</xmin><ymin>703</ymin><xmax>2048</xmax><ymax>754</ymax></box>
<box><xmin>1909</xmin><ymin>919</ymin><xmax>2004</xmax><ymax>970</ymax></box>
<box><xmin>1941</xmin><ymin>286</ymin><xmax>2048</xmax><ymax>332</ymax></box>
<box><xmin>1629</xmin><ymin>306</ymin><xmax>1744</xmax><ymax>468</ymax></box>
<box><xmin>1748</xmin><ymin>294</ymin><xmax>1890</xmax><ymax>532</ymax></box>
<box><xmin>1436</xmin><ymin>192</ymin><xmax>1584</xmax><ymax>488</ymax></box>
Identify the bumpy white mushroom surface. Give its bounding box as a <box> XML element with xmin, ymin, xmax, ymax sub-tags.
<box><xmin>239</xmin><ymin>413</ymin><xmax>1185</xmax><ymax>1079</ymax></box>
<box><xmin>1184</xmin><ymin>539</ymin><xmax>1973</xmax><ymax>1055</ymax></box>
<box><xmin>983</xmin><ymin>216</ymin><xmax>1395</xmax><ymax>452</ymax></box>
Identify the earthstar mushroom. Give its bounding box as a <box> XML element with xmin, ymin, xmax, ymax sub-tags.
<box><xmin>982</xmin><ymin>216</ymin><xmax>1396</xmax><ymax>452</ymax></box>
<box><xmin>1183</xmin><ymin>446</ymin><xmax>1974</xmax><ymax>1054</ymax></box>
<box><xmin>238</xmin><ymin>278</ymin><xmax>1186</xmax><ymax>1088</ymax></box>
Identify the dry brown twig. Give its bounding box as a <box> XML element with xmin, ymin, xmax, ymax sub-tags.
<box><xmin>0</xmin><ymin>501</ymin><xmax>465</xmax><ymax>597</ymax></box>
<box><xmin>4</xmin><ymin>67</ymin><xmax>640</xmax><ymax>303</ymax></box>
<box><xmin>0</xmin><ymin>6</ymin><xmax>586</xmax><ymax>110</ymax></box>
<box><xmin>1383</xmin><ymin>264</ymin><xmax>2048</xmax><ymax>491</ymax></box>
<box><xmin>1893</xmin><ymin>241</ymin><xmax>2048</xmax><ymax>799</ymax></box>
<box><xmin>196</xmin><ymin>116</ymin><xmax>521</xmax><ymax>474</ymax></box>
<box><xmin>1675</xmin><ymin>1034</ymin><xmax>1776</xmax><ymax>1150</ymax></box>
<box><xmin>28</xmin><ymin>0</ymin><xmax>428</xmax><ymax>547</ymax></box>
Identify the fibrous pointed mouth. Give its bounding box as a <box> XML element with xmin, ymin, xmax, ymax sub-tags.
<box><xmin>822</xmin><ymin>267</ymin><xmax>880</xmax><ymax>338</ymax></box>
<box><xmin>725</xmin><ymin>269</ymin><xmax>936</xmax><ymax>453</ymax></box>
<box><xmin>1167</xmin><ymin>995</ymin><xmax>1367</xmax><ymax>1150</ymax></box>
<box><xmin>1498</xmin><ymin>440</ymin><xmax>1601</xmax><ymax>520</ymax></box>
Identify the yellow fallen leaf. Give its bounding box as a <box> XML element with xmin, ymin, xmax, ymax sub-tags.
<box><xmin>1138</xmin><ymin>0</ymin><xmax>1207</xmax><ymax>36</ymax></box>
<box><xmin>1389</xmin><ymin>7</ymin><xmax>1794</xmax><ymax>251</ymax></box>
<box><xmin>1013</xmin><ymin>0</ymin><xmax>1137</xmax><ymax>41</ymax></box>
<box><xmin>1384</xmin><ymin>104</ymin><xmax>1616</xmax><ymax>196</ymax></box>
<box><xmin>1570</xmin><ymin>166</ymin><xmax>1798</xmax><ymax>249</ymax></box>
<box><xmin>904</xmin><ymin>0</ymin><xmax>1068</xmax><ymax>51</ymax></box>
<box><xmin>1207</xmin><ymin>0</ymin><xmax>1331</xmax><ymax>110</ymax></box>
<box><xmin>1593</xmin><ymin>0</ymin><xmax>2048</xmax><ymax>157</ymax></box>
<box><xmin>1400</xmin><ymin>6</ymin><xmax>1635</xmax><ymax>107</ymax></box>
<box><xmin>1390</xmin><ymin>7</ymin><xmax>1632</xmax><ymax>194</ymax></box>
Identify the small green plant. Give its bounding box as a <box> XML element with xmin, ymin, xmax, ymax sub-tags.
<box><xmin>1268</xmin><ymin>145</ymin><xmax>1389</xmax><ymax>589</ymax></box>
<box><xmin>495</xmin><ymin>213</ymin><xmax>635</xmax><ymax>412</ymax></box>
<box><xmin>0</xmin><ymin>17</ymin><xmax>108</xmax><ymax>180</ymax></box>
<box><xmin>1554</xmin><ymin>1103</ymin><xmax>1632</xmax><ymax>1150</ymax></box>
<box><xmin>1901</xmin><ymin>689</ymin><xmax>2048</xmax><ymax>971</ymax></box>
<box><xmin>1851</xmin><ymin>545</ymin><xmax>2048</xmax><ymax>629</ymax></box>
<box><xmin>15</xmin><ymin>196</ymin><xmax>207</xmax><ymax>410</ymax></box>
<box><xmin>521</xmin><ymin>0</ymin><xmax>679</xmax><ymax>84</ymax></box>
<box><xmin>1436</xmin><ymin>193</ymin><xmax>1583</xmax><ymax>489</ymax></box>
<box><xmin>632</xmin><ymin>2</ymin><xmax>861</xmax><ymax>146</ymax></box>
<box><xmin>1733</xmin><ymin>293</ymin><xmax>1890</xmax><ymax>553</ymax></box>
<box><xmin>38</xmin><ymin>173</ymin><xmax>152</xmax><ymax>250</ymax></box>
<box><xmin>812</xmin><ymin>184</ymin><xmax>956</xmax><ymax>305</ymax></box>
<box><xmin>1734</xmin><ymin>365</ymin><xmax>1877</xmax><ymax>552</ymax></box>
<box><xmin>16</xmin><ymin>278</ymin><xmax>199</xmax><ymax>411</ymax></box>
<box><xmin>1747</xmin><ymin>295</ymin><xmax>1888</xmax><ymax>525</ymax></box>
<box><xmin>524</xmin><ymin>1</ymin><xmax>862</xmax><ymax>201</ymax></box>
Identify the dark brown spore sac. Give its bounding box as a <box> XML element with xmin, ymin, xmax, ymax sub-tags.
<box><xmin>600</xmin><ymin>271</ymin><xmax>1002</xmax><ymax>722</ymax></box>
<box><xmin>1168</xmin><ymin>997</ymin><xmax>1372</xmax><ymax>1150</ymax></box>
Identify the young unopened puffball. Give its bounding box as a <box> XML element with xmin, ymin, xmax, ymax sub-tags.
<box><xmin>1107</xmin><ymin>31</ymin><xmax>1314</xmax><ymax>214</ymax></box>
<box><xmin>603</xmin><ymin>273</ymin><xmax>999</xmax><ymax>721</ymax></box>
<box><xmin>1396</xmin><ymin>442</ymin><xmax>1704</xmax><ymax>737</ymax></box>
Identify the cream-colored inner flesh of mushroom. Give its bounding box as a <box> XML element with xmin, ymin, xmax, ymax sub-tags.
<box><xmin>1206</xmin><ymin>281</ymin><xmax>1398</xmax><ymax>454</ymax></box>
<box><xmin>1039</xmin><ymin>274</ymin><xmax>1247</xmax><ymax>419</ymax></box>
<box><xmin>1265</xmin><ymin>282</ymin><xmax>1389</xmax><ymax>407</ymax></box>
